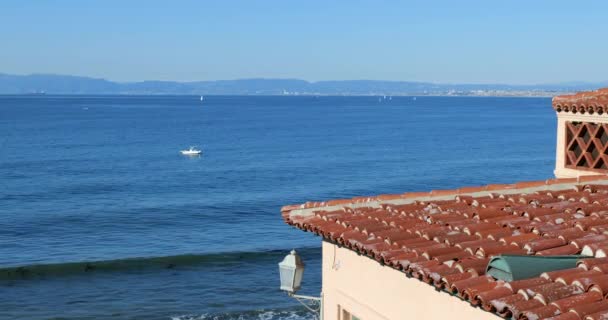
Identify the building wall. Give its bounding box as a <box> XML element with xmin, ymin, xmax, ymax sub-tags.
<box><xmin>554</xmin><ymin>112</ymin><xmax>608</xmax><ymax>178</ymax></box>
<box><xmin>321</xmin><ymin>241</ymin><xmax>498</xmax><ymax>320</ymax></box>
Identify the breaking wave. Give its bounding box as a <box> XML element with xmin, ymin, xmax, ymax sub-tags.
<box><xmin>171</xmin><ymin>309</ymin><xmax>317</xmax><ymax>320</ymax></box>
<box><xmin>0</xmin><ymin>247</ymin><xmax>320</xmax><ymax>280</ymax></box>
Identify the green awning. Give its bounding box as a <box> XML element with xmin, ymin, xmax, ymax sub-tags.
<box><xmin>486</xmin><ymin>255</ymin><xmax>590</xmax><ymax>281</ymax></box>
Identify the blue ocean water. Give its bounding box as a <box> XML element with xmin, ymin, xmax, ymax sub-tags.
<box><xmin>0</xmin><ymin>95</ymin><xmax>555</xmax><ymax>320</ymax></box>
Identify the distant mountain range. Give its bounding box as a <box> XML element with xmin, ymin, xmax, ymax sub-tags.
<box><xmin>1</xmin><ymin>73</ymin><xmax>607</xmax><ymax>96</ymax></box>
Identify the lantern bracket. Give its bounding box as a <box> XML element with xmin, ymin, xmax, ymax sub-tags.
<box><xmin>288</xmin><ymin>292</ymin><xmax>321</xmax><ymax>301</ymax></box>
<box><xmin>288</xmin><ymin>292</ymin><xmax>322</xmax><ymax>320</ymax></box>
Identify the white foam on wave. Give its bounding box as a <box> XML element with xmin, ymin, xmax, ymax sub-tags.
<box><xmin>171</xmin><ymin>309</ymin><xmax>316</xmax><ymax>320</ymax></box>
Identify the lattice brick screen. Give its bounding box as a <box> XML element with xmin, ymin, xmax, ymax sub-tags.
<box><xmin>565</xmin><ymin>121</ymin><xmax>608</xmax><ymax>171</ymax></box>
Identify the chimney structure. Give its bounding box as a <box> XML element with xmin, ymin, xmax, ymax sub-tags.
<box><xmin>553</xmin><ymin>88</ymin><xmax>608</xmax><ymax>178</ymax></box>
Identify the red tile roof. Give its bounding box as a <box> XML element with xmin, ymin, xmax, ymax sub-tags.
<box><xmin>281</xmin><ymin>175</ymin><xmax>608</xmax><ymax>319</ymax></box>
<box><xmin>553</xmin><ymin>88</ymin><xmax>608</xmax><ymax>114</ymax></box>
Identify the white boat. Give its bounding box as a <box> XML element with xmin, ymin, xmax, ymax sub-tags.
<box><xmin>200</xmin><ymin>95</ymin><xmax>204</xmax><ymax>101</ymax></box>
<box><xmin>180</xmin><ymin>146</ymin><xmax>202</xmax><ymax>155</ymax></box>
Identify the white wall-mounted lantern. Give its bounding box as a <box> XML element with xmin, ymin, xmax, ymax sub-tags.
<box><xmin>278</xmin><ymin>249</ymin><xmax>322</xmax><ymax>320</ymax></box>
<box><xmin>278</xmin><ymin>249</ymin><xmax>305</xmax><ymax>293</ymax></box>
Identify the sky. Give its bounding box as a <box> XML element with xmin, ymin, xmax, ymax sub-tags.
<box><xmin>1</xmin><ymin>0</ymin><xmax>607</xmax><ymax>84</ymax></box>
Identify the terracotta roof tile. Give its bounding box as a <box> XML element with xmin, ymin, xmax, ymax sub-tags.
<box><xmin>463</xmin><ymin>281</ymin><xmax>504</xmax><ymax>302</ymax></box>
<box><xmin>545</xmin><ymin>312</ymin><xmax>583</xmax><ymax>320</ymax></box>
<box><xmin>281</xmin><ymin>178</ymin><xmax>608</xmax><ymax>319</ymax></box>
<box><xmin>476</xmin><ymin>286</ymin><xmax>514</xmax><ymax>311</ymax></box>
<box><xmin>586</xmin><ymin>309</ymin><xmax>608</xmax><ymax>320</ymax></box>
<box><xmin>509</xmin><ymin>299</ymin><xmax>545</xmax><ymax>319</ymax></box>
<box><xmin>490</xmin><ymin>293</ymin><xmax>526</xmax><ymax>316</ymax></box>
<box><xmin>589</xmin><ymin>224</ymin><xmax>608</xmax><ymax>234</ymax></box>
<box><xmin>547</xmin><ymin>178</ymin><xmax>579</xmax><ymax>185</ymax></box>
<box><xmin>557</xmin><ymin>229</ymin><xmax>590</xmax><ymax>242</ymax></box>
<box><xmin>436</xmin><ymin>232</ymin><xmax>478</xmax><ymax>245</ymax></box>
<box><xmin>536</xmin><ymin>244</ymin><xmax>581</xmax><ymax>256</ymax></box>
<box><xmin>457</xmin><ymin>185</ymin><xmax>487</xmax><ymax>194</ymax></box>
<box><xmin>480</xmin><ymin>230</ymin><xmax>514</xmax><ymax>242</ymax></box>
<box><xmin>569</xmin><ymin>300</ymin><xmax>608</xmax><ymax>318</ymax></box>
<box><xmin>591</xmin><ymin>258</ymin><xmax>608</xmax><ymax>273</ymax></box>
<box><xmin>532</xmin><ymin>284</ymin><xmax>585</xmax><ymax>305</ymax></box>
<box><xmin>486</xmin><ymin>183</ymin><xmax>519</xmax><ymax>191</ymax></box>
<box><xmin>402</xmin><ymin>191</ymin><xmax>431</xmax><ymax>199</ymax></box>
<box><xmin>418</xmin><ymin>263</ymin><xmax>456</xmax><ymax>284</ymax></box>
<box><xmin>516</xmin><ymin>180</ymin><xmax>549</xmax><ymax>189</ymax></box>
<box><xmin>572</xmin><ymin>275</ymin><xmax>608</xmax><ymax>292</ymax></box>
<box><xmin>524</xmin><ymin>238</ymin><xmax>567</xmax><ymax>254</ymax></box>
<box><xmin>420</xmin><ymin>246</ymin><xmax>462</xmax><ymax>260</ymax></box>
<box><xmin>591</xmin><ymin>264</ymin><xmax>608</xmax><ymax>274</ymax></box>
<box><xmin>541</xmin><ymin>268</ymin><xmax>587</xmax><ymax>282</ymax></box>
<box><xmin>534</xmin><ymin>224</ymin><xmax>570</xmax><ymax>236</ymax></box>
<box><xmin>476</xmin><ymin>243</ymin><xmax>527</xmax><ymax>258</ymax></box>
<box><xmin>588</xmin><ymin>278</ymin><xmax>608</xmax><ymax>297</ymax></box>
<box><xmin>581</xmin><ymin>175</ymin><xmax>608</xmax><ymax>183</ymax></box>
<box><xmin>556</xmin><ymin>270</ymin><xmax>602</xmax><ymax>285</ymax></box>
<box><xmin>500</xmin><ymin>233</ymin><xmax>541</xmax><ymax>247</ymax></box>
<box><xmin>551</xmin><ymin>291</ymin><xmax>603</xmax><ymax>311</ymax></box>
<box><xmin>518</xmin><ymin>282</ymin><xmax>565</xmax><ymax>299</ymax></box>
<box><xmin>572</xmin><ymin>235</ymin><xmax>608</xmax><ymax>249</ymax></box>
<box><xmin>519</xmin><ymin>304</ymin><xmax>561</xmax><ymax>320</ymax></box>
<box><xmin>579</xmin><ymin>258</ymin><xmax>608</xmax><ymax>270</ymax></box>
<box><xmin>450</xmin><ymin>275</ymin><xmax>495</xmax><ymax>296</ymax></box>
<box><xmin>582</xmin><ymin>243</ymin><xmax>608</xmax><ymax>257</ymax></box>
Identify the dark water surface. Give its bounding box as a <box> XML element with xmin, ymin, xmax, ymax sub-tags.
<box><xmin>0</xmin><ymin>95</ymin><xmax>555</xmax><ymax>319</ymax></box>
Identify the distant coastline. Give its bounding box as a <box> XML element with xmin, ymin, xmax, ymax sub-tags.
<box><xmin>0</xmin><ymin>92</ymin><xmax>566</xmax><ymax>97</ymax></box>
<box><xmin>1</xmin><ymin>72</ymin><xmax>605</xmax><ymax>97</ymax></box>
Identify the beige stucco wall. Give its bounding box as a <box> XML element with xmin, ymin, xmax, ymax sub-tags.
<box><xmin>554</xmin><ymin>112</ymin><xmax>608</xmax><ymax>178</ymax></box>
<box><xmin>321</xmin><ymin>241</ymin><xmax>498</xmax><ymax>320</ymax></box>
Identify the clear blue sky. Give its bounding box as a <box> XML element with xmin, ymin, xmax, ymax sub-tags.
<box><xmin>1</xmin><ymin>0</ymin><xmax>607</xmax><ymax>84</ymax></box>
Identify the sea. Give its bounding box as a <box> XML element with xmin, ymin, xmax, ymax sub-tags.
<box><xmin>0</xmin><ymin>95</ymin><xmax>555</xmax><ymax>320</ymax></box>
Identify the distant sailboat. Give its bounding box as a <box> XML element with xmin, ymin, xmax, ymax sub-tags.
<box><xmin>200</xmin><ymin>95</ymin><xmax>204</xmax><ymax>101</ymax></box>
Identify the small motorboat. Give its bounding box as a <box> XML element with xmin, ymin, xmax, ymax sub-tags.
<box><xmin>180</xmin><ymin>146</ymin><xmax>202</xmax><ymax>156</ymax></box>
